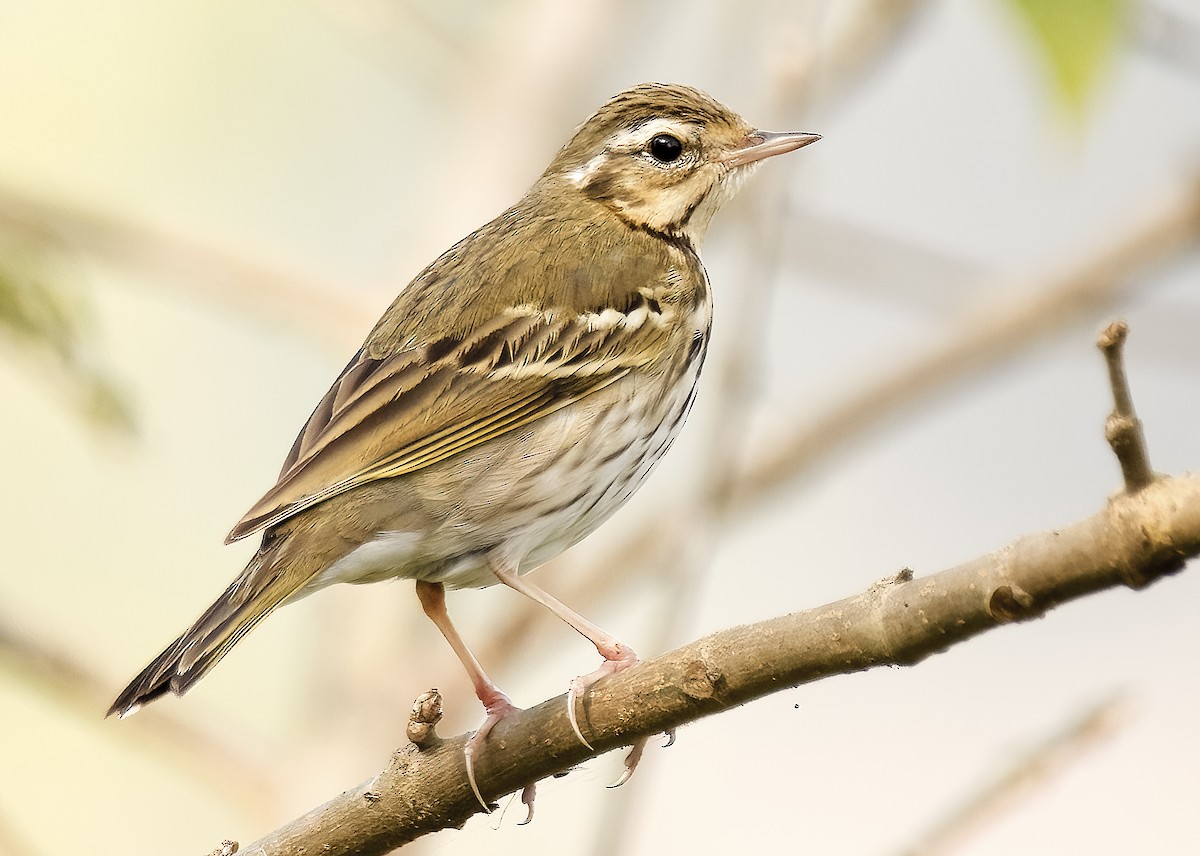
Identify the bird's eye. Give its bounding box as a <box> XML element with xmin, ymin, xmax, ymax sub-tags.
<box><xmin>648</xmin><ymin>134</ymin><xmax>683</xmax><ymax>163</ymax></box>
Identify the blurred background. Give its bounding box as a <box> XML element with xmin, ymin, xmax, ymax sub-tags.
<box><xmin>1</xmin><ymin>1</ymin><xmax>1199</xmax><ymax>853</ymax></box>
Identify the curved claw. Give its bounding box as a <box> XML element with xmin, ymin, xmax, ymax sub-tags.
<box><xmin>517</xmin><ymin>783</ymin><xmax>537</xmax><ymax>825</ymax></box>
<box><xmin>662</xmin><ymin>728</ymin><xmax>676</xmax><ymax>748</ymax></box>
<box><xmin>463</xmin><ymin>696</ymin><xmax>519</xmax><ymax>814</ymax></box>
<box><xmin>608</xmin><ymin>765</ymin><xmax>635</xmax><ymax>789</ymax></box>
<box><xmin>608</xmin><ymin>736</ymin><xmax>648</xmax><ymax>788</ymax></box>
<box><xmin>464</xmin><ymin>747</ymin><xmax>491</xmax><ymax>813</ymax></box>
<box><xmin>566</xmin><ymin>679</ymin><xmax>595</xmax><ymax>750</ymax></box>
<box><xmin>566</xmin><ymin>647</ymin><xmax>639</xmax><ymax>751</ymax></box>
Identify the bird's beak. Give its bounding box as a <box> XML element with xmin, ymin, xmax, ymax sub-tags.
<box><xmin>721</xmin><ymin>130</ymin><xmax>821</xmax><ymax>167</ymax></box>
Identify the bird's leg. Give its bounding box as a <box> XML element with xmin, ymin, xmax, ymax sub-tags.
<box><xmin>415</xmin><ymin>580</ymin><xmax>517</xmax><ymax>812</ymax></box>
<box><xmin>488</xmin><ymin>559</ymin><xmax>639</xmax><ymax>755</ymax></box>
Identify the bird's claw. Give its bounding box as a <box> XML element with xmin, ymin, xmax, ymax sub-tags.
<box><xmin>565</xmin><ymin>646</ymin><xmax>639</xmax><ymax>751</ymax></box>
<box><xmin>566</xmin><ymin>678</ymin><xmax>595</xmax><ymax>750</ymax></box>
<box><xmin>608</xmin><ymin>728</ymin><xmax>673</xmax><ymax>788</ymax></box>
<box><xmin>464</xmin><ymin>747</ymin><xmax>490</xmax><ymax>813</ymax></box>
<box><xmin>609</xmin><ymin>735</ymin><xmax>649</xmax><ymax>788</ymax></box>
<box><xmin>463</xmin><ymin>695</ymin><xmax>519</xmax><ymax>813</ymax></box>
<box><xmin>517</xmin><ymin>782</ymin><xmax>537</xmax><ymax>825</ymax></box>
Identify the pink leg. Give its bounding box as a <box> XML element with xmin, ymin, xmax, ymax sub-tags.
<box><xmin>488</xmin><ymin>558</ymin><xmax>638</xmax><ymax>752</ymax></box>
<box><xmin>415</xmin><ymin>580</ymin><xmax>517</xmax><ymax>812</ymax></box>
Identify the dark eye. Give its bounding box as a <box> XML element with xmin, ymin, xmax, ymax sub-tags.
<box><xmin>648</xmin><ymin>133</ymin><xmax>683</xmax><ymax>163</ymax></box>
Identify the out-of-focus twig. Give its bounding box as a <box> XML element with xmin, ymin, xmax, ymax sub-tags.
<box><xmin>0</xmin><ymin>803</ymin><xmax>41</xmax><ymax>856</ymax></box>
<box><xmin>0</xmin><ymin>183</ymin><xmax>374</xmax><ymax>349</ymax></box>
<box><xmin>778</xmin><ymin>0</ymin><xmax>925</xmax><ymax>111</ymax></box>
<box><xmin>902</xmin><ymin>694</ymin><xmax>1130</xmax><ymax>856</ymax></box>
<box><xmin>779</xmin><ymin>209</ymin><xmax>986</xmax><ymax>311</ymax></box>
<box><xmin>0</xmin><ymin>615</ymin><xmax>277</xmax><ymax>817</ymax></box>
<box><xmin>1135</xmin><ymin>2</ymin><xmax>1200</xmax><ymax>76</ymax></box>
<box><xmin>310</xmin><ymin>0</ymin><xmax>475</xmax><ymax>76</ymax></box>
<box><xmin>738</xmin><ymin>171</ymin><xmax>1200</xmax><ymax>505</ymax></box>
<box><xmin>391</xmin><ymin>0</ymin><xmax>629</xmax><ymax>277</ymax></box>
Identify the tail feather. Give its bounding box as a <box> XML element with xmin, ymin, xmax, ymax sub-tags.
<box><xmin>106</xmin><ymin>636</ymin><xmax>191</xmax><ymax>716</ymax></box>
<box><xmin>107</xmin><ymin>555</ymin><xmax>294</xmax><ymax>718</ymax></box>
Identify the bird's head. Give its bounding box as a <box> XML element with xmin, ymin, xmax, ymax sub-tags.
<box><xmin>545</xmin><ymin>83</ymin><xmax>819</xmax><ymax>245</ymax></box>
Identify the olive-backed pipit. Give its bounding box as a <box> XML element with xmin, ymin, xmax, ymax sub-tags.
<box><xmin>110</xmin><ymin>83</ymin><xmax>818</xmax><ymax>806</ymax></box>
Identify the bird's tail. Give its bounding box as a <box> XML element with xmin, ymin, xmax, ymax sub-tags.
<box><xmin>107</xmin><ymin>551</ymin><xmax>292</xmax><ymax>718</ymax></box>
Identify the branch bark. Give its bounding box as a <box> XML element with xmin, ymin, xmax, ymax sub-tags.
<box><xmin>230</xmin><ymin>470</ymin><xmax>1199</xmax><ymax>855</ymax></box>
<box><xmin>1099</xmin><ymin>320</ymin><xmax>1155</xmax><ymax>491</ymax></box>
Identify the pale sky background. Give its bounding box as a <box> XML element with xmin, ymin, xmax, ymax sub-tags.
<box><xmin>1</xmin><ymin>2</ymin><xmax>1199</xmax><ymax>855</ymax></box>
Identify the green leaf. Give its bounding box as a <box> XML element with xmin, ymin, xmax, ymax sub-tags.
<box><xmin>1001</xmin><ymin>0</ymin><xmax>1129</xmax><ymax>114</ymax></box>
<box><xmin>0</xmin><ymin>236</ymin><xmax>136</xmax><ymax>433</ymax></box>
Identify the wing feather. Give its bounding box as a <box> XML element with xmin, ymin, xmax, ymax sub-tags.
<box><xmin>226</xmin><ymin>306</ymin><xmax>667</xmax><ymax>543</ymax></box>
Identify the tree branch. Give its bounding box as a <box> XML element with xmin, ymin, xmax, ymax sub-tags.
<box><xmin>1099</xmin><ymin>321</ymin><xmax>1155</xmax><ymax>491</ymax></box>
<box><xmin>228</xmin><ymin>467</ymin><xmax>1199</xmax><ymax>854</ymax></box>
<box><xmin>0</xmin><ymin>183</ymin><xmax>373</xmax><ymax>348</ymax></box>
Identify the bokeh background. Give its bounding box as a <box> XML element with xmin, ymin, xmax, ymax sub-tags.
<box><xmin>2</xmin><ymin>1</ymin><xmax>1199</xmax><ymax>854</ymax></box>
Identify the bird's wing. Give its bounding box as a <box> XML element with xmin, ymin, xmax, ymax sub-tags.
<box><xmin>226</xmin><ymin>302</ymin><xmax>670</xmax><ymax>543</ymax></box>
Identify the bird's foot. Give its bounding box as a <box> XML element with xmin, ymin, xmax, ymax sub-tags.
<box><xmin>609</xmin><ymin>737</ymin><xmax>646</xmax><ymax>788</ymax></box>
<box><xmin>566</xmin><ymin>642</ymin><xmax>638</xmax><ymax>750</ymax></box>
<box><xmin>465</xmin><ymin>692</ymin><xmax>520</xmax><ymax>812</ymax></box>
<box><xmin>609</xmin><ymin>728</ymin><xmax>675</xmax><ymax>788</ymax></box>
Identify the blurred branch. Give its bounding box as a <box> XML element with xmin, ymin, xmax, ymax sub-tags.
<box><xmin>0</xmin><ymin>614</ymin><xmax>277</xmax><ymax>817</ymax></box>
<box><xmin>902</xmin><ymin>693</ymin><xmax>1129</xmax><ymax>856</ymax></box>
<box><xmin>737</xmin><ymin>171</ymin><xmax>1200</xmax><ymax>506</ymax></box>
<box><xmin>0</xmin><ymin>804</ymin><xmax>41</xmax><ymax>856</ymax></box>
<box><xmin>0</xmin><ymin>183</ymin><xmax>374</xmax><ymax>349</ymax></box>
<box><xmin>407</xmin><ymin>0</ymin><xmax>628</xmax><ymax>255</ymax></box>
<box><xmin>310</xmin><ymin>0</ymin><xmax>477</xmax><ymax>75</ymax></box>
<box><xmin>779</xmin><ymin>209</ymin><xmax>985</xmax><ymax>311</ymax></box>
<box><xmin>1134</xmin><ymin>2</ymin><xmax>1200</xmax><ymax>76</ymax></box>
<box><xmin>229</xmin><ymin>465</ymin><xmax>1199</xmax><ymax>854</ymax></box>
<box><xmin>777</xmin><ymin>0</ymin><xmax>925</xmax><ymax>113</ymax></box>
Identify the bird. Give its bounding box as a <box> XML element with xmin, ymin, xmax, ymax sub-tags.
<box><xmin>109</xmin><ymin>82</ymin><xmax>818</xmax><ymax>807</ymax></box>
